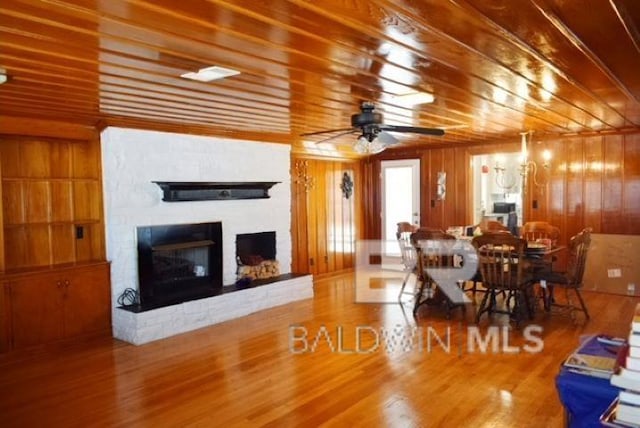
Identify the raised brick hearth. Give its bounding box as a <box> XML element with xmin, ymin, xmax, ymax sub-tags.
<box><xmin>113</xmin><ymin>274</ymin><xmax>312</xmax><ymax>345</ymax></box>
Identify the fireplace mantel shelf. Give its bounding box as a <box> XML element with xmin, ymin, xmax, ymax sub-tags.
<box><xmin>153</xmin><ymin>181</ymin><xmax>279</xmax><ymax>202</ymax></box>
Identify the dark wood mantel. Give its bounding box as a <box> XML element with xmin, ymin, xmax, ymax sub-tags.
<box><xmin>153</xmin><ymin>181</ymin><xmax>280</xmax><ymax>202</ymax></box>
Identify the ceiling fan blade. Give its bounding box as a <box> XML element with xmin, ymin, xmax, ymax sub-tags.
<box><xmin>300</xmin><ymin>127</ymin><xmax>354</xmax><ymax>137</ymax></box>
<box><xmin>376</xmin><ymin>131</ymin><xmax>398</xmax><ymax>146</ymax></box>
<box><xmin>380</xmin><ymin>125</ymin><xmax>445</xmax><ymax>136</ymax></box>
<box><xmin>313</xmin><ymin>130</ymin><xmax>358</xmax><ymax>145</ymax></box>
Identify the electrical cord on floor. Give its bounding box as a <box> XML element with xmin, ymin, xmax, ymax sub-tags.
<box><xmin>117</xmin><ymin>288</ymin><xmax>139</xmax><ymax>307</ymax></box>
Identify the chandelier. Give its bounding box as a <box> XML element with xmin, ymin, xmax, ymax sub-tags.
<box><xmin>493</xmin><ymin>131</ymin><xmax>552</xmax><ymax>191</ymax></box>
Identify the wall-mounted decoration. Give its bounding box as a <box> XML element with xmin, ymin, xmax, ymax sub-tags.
<box><xmin>436</xmin><ymin>171</ymin><xmax>446</xmax><ymax>200</ymax></box>
<box><xmin>340</xmin><ymin>172</ymin><xmax>354</xmax><ymax>199</ymax></box>
<box><xmin>293</xmin><ymin>160</ymin><xmax>315</xmax><ymax>192</ymax></box>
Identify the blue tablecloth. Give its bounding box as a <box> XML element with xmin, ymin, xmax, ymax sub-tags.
<box><xmin>556</xmin><ymin>367</ymin><xmax>619</xmax><ymax>428</ymax></box>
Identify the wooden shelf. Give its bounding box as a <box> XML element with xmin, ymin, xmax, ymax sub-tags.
<box><xmin>153</xmin><ymin>181</ymin><xmax>279</xmax><ymax>202</ymax></box>
<box><xmin>0</xmin><ymin>137</ymin><xmax>106</xmax><ymax>269</ymax></box>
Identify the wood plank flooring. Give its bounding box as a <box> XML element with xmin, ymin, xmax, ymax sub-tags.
<box><xmin>0</xmin><ymin>273</ymin><xmax>637</xmax><ymax>427</ymax></box>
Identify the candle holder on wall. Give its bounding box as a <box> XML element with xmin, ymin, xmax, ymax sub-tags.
<box><xmin>293</xmin><ymin>160</ymin><xmax>315</xmax><ymax>192</ymax></box>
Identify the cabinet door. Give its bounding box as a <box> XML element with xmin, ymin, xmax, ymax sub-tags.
<box><xmin>9</xmin><ymin>275</ymin><xmax>65</xmax><ymax>348</ymax></box>
<box><xmin>63</xmin><ymin>263</ymin><xmax>111</xmax><ymax>337</ymax></box>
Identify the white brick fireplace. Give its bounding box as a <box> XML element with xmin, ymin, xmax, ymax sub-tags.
<box><xmin>101</xmin><ymin>127</ymin><xmax>312</xmax><ymax>344</ymax></box>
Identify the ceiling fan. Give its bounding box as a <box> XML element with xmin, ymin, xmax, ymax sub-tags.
<box><xmin>300</xmin><ymin>101</ymin><xmax>445</xmax><ymax>154</ymax></box>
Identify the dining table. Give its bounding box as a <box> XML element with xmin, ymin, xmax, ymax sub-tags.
<box><xmin>410</xmin><ymin>232</ymin><xmax>567</xmax><ymax>318</ymax></box>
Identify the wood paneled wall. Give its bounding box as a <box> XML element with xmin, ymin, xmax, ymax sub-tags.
<box><xmin>527</xmin><ymin>132</ymin><xmax>640</xmax><ymax>238</ymax></box>
<box><xmin>0</xmin><ymin>136</ymin><xmax>106</xmax><ymax>271</ymax></box>
<box><xmin>361</xmin><ymin>132</ymin><xmax>640</xmax><ymax>245</ymax></box>
<box><xmin>291</xmin><ymin>156</ymin><xmax>362</xmax><ymax>276</ymax></box>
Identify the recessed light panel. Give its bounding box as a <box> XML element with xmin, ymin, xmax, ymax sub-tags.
<box><xmin>394</xmin><ymin>91</ymin><xmax>435</xmax><ymax>105</ymax></box>
<box><xmin>180</xmin><ymin>66</ymin><xmax>240</xmax><ymax>82</ymax></box>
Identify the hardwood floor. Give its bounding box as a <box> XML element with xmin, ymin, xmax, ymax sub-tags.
<box><xmin>0</xmin><ymin>273</ymin><xmax>637</xmax><ymax>427</ymax></box>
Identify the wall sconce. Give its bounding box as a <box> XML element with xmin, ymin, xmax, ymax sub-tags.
<box><xmin>436</xmin><ymin>171</ymin><xmax>446</xmax><ymax>200</ymax></box>
<box><xmin>519</xmin><ymin>131</ymin><xmax>551</xmax><ymax>188</ymax></box>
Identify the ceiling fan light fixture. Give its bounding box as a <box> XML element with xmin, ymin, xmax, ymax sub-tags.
<box><xmin>180</xmin><ymin>66</ymin><xmax>240</xmax><ymax>82</ymax></box>
<box><xmin>393</xmin><ymin>91</ymin><xmax>435</xmax><ymax>105</ymax></box>
<box><xmin>368</xmin><ymin>139</ymin><xmax>386</xmax><ymax>154</ymax></box>
<box><xmin>354</xmin><ymin>135</ymin><xmax>386</xmax><ymax>154</ymax></box>
<box><xmin>353</xmin><ymin>136</ymin><xmax>369</xmax><ymax>154</ymax></box>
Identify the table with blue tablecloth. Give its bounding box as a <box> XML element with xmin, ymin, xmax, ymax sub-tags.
<box><xmin>556</xmin><ymin>365</ymin><xmax>620</xmax><ymax>427</ymax></box>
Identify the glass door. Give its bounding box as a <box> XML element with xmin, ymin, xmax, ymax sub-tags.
<box><xmin>381</xmin><ymin>159</ymin><xmax>420</xmax><ymax>255</ymax></box>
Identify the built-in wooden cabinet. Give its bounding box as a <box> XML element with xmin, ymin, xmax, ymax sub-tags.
<box><xmin>0</xmin><ymin>138</ymin><xmax>105</xmax><ymax>268</ymax></box>
<box><xmin>7</xmin><ymin>272</ymin><xmax>64</xmax><ymax>348</ymax></box>
<box><xmin>3</xmin><ymin>262</ymin><xmax>111</xmax><ymax>350</ymax></box>
<box><xmin>0</xmin><ymin>134</ymin><xmax>110</xmax><ymax>352</ymax></box>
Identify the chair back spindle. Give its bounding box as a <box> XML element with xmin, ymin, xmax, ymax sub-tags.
<box><xmin>566</xmin><ymin>227</ymin><xmax>592</xmax><ymax>287</ymax></box>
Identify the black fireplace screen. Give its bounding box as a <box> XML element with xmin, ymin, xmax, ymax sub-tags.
<box><xmin>137</xmin><ymin>222</ymin><xmax>222</xmax><ymax>307</ymax></box>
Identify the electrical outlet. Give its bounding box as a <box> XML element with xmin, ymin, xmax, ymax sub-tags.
<box><xmin>628</xmin><ymin>283</ymin><xmax>636</xmax><ymax>295</ymax></box>
<box><xmin>607</xmin><ymin>268</ymin><xmax>622</xmax><ymax>278</ymax></box>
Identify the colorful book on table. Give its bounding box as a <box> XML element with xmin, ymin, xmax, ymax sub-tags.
<box><xmin>563</xmin><ymin>334</ymin><xmax>625</xmax><ymax>378</ymax></box>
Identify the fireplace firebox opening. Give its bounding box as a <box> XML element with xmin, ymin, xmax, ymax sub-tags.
<box><xmin>136</xmin><ymin>222</ymin><xmax>222</xmax><ymax>308</ymax></box>
<box><xmin>235</xmin><ymin>231</ymin><xmax>279</xmax><ymax>280</ymax></box>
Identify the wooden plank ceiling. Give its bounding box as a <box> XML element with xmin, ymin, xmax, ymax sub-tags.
<box><xmin>1</xmin><ymin>0</ymin><xmax>639</xmax><ymax>156</ymax></box>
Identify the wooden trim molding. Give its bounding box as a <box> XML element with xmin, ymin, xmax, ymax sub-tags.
<box><xmin>0</xmin><ymin>117</ymin><xmax>96</xmax><ymax>141</ymax></box>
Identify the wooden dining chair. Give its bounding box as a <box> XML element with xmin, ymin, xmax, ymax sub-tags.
<box><xmin>462</xmin><ymin>226</ymin><xmax>511</xmax><ymax>300</ymax></box>
<box><xmin>537</xmin><ymin>227</ymin><xmax>592</xmax><ymax>319</ymax></box>
<box><xmin>410</xmin><ymin>229</ymin><xmax>465</xmax><ymax>319</ymax></box>
<box><xmin>520</xmin><ymin>221</ymin><xmax>561</xmax><ymax>245</ymax></box>
<box><xmin>396</xmin><ymin>222</ymin><xmax>419</xmax><ymax>239</ymax></box>
<box><xmin>480</xmin><ymin>220</ymin><xmax>510</xmax><ymax>233</ymax></box>
<box><xmin>471</xmin><ymin>233</ymin><xmax>534</xmax><ymax>326</ymax></box>
<box><xmin>396</xmin><ymin>222</ymin><xmax>419</xmax><ymax>300</ymax></box>
<box><xmin>520</xmin><ymin>220</ymin><xmax>562</xmax><ymax>277</ymax></box>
